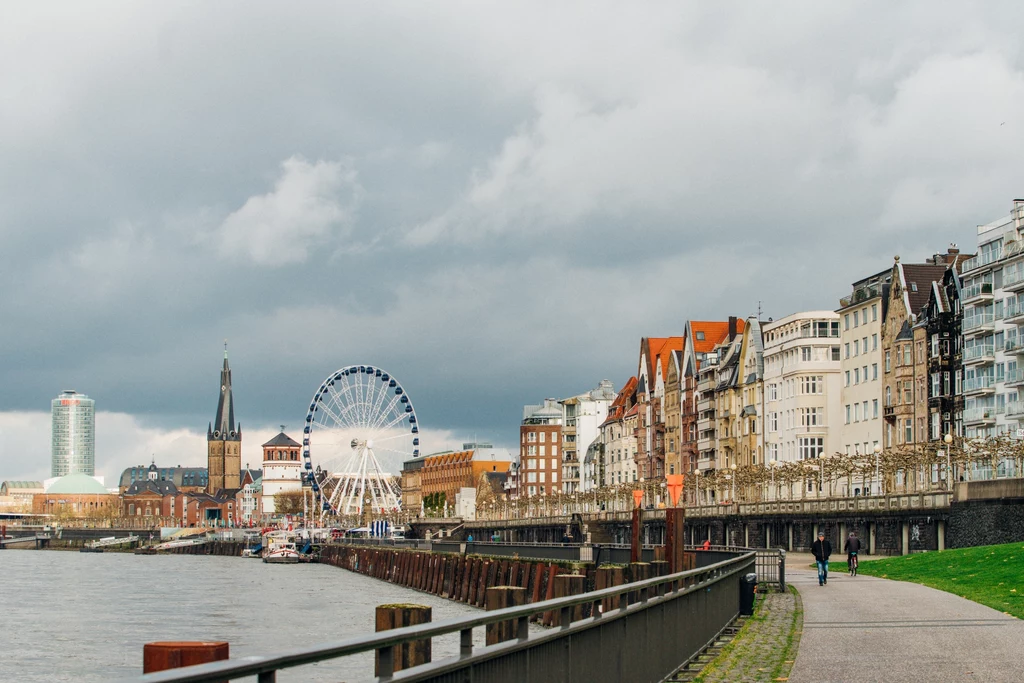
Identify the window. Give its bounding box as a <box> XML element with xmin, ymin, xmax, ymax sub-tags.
<box><xmin>845</xmin><ymin>405</ymin><xmax>851</xmax><ymax>424</ymax></box>
<box><xmin>854</xmin><ymin>403</ymin><xmax>861</xmax><ymax>421</ymax></box>
<box><xmin>872</xmin><ymin>363</ymin><xmax>878</xmax><ymax>381</ymax></box>
<box><xmin>885</xmin><ymin>386</ymin><xmax>892</xmax><ymax>406</ymax></box>
<box><xmin>551</xmin><ymin>471</ymin><xmax>557</xmax><ymax>482</ymax></box>
<box><xmin>528</xmin><ymin>432</ymin><xmax>537</xmax><ymax>442</ymax></box>
<box><xmin>527</xmin><ymin>445</ymin><xmax>537</xmax><ymax>456</ymax></box>
<box><xmin>844</xmin><ymin>343</ymin><xmax>850</xmax><ymax>359</ymax></box>
<box><xmin>873</xmin><ymin>399</ymin><xmax>879</xmax><ymax>419</ymax></box>
<box><xmin>863</xmin><ymin>400</ymin><xmax>869</xmax><ymax>420</ymax></box>
<box><xmin>904</xmin><ymin>381</ymin><xmax>912</xmax><ymax>404</ymax></box>
<box><xmin>768</xmin><ymin>383</ymin><xmax>778</xmax><ymax>401</ymax></box>
<box><xmin>943</xmin><ymin>371</ymin><xmax>951</xmax><ymax>395</ymax></box>
<box><xmin>696</xmin><ymin>331</ymin><xmax>705</xmax><ymax>340</ymax></box>
<box><xmin>539</xmin><ymin>445</ymin><xmax>546</xmax><ymax>456</ymax></box>
<box><xmin>831</xmin><ymin>346</ymin><xmax>841</xmax><ymax>361</ymax></box>
<box><xmin>854</xmin><ymin>339</ymin><xmax>860</xmax><ymax>356</ymax></box>
<box><xmin>903</xmin><ymin>345</ymin><xmax>911</xmax><ymax>366</ymax></box>
<box><xmin>801</xmin><ymin>407</ymin><xmax>822</xmax><ymax>426</ymax></box>
<box><xmin>802</xmin><ymin>346</ymin><xmax>812</xmax><ymax>361</ymax></box>
<box><xmin>872</xmin><ymin>334</ymin><xmax>878</xmax><ymax>350</ymax></box>
<box><xmin>931</xmin><ymin>373</ymin><xmax>940</xmax><ymax>397</ymax></box>
<box><xmin>904</xmin><ymin>419</ymin><xmax>913</xmax><ymax>444</ymax></box>
<box><xmin>799</xmin><ymin>437</ymin><xmax>825</xmax><ymax>460</ymax></box>
<box><xmin>854</xmin><ymin>310</ymin><xmax>860</xmax><ymax>327</ymax></box>
<box><xmin>854</xmin><ymin>368</ymin><xmax>860</xmax><ymax>384</ymax></box>
<box><xmin>844</xmin><ymin>314</ymin><xmax>850</xmax><ymax>330</ymax></box>
<box><xmin>872</xmin><ymin>303</ymin><xmax>878</xmax><ymax>321</ymax></box>
<box><xmin>885</xmin><ymin>351</ymin><xmax>891</xmax><ymax>373</ymax></box>
<box><xmin>550</xmin><ymin>458</ymin><xmax>557</xmax><ymax>469</ymax></box>
<box><xmin>539</xmin><ymin>472</ymin><xmax>546</xmax><ymax>483</ymax></box>
<box><xmin>801</xmin><ymin>376</ymin><xmax>824</xmax><ymax>394</ymax></box>
<box><xmin>527</xmin><ymin>458</ymin><xmax>537</xmax><ymax>469</ymax></box>
<box><xmin>769</xmin><ymin>412</ymin><xmax>778</xmax><ymax>431</ymax></box>
<box><xmin>539</xmin><ymin>432</ymin><xmax>546</xmax><ymax>443</ymax></box>
<box><xmin>845</xmin><ymin>370</ymin><xmax>850</xmax><ymax>386</ymax></box>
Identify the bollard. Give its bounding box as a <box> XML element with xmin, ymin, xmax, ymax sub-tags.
<box><xmin>485</xmin><ymin>586</ymin><xmax>527</xmax><ymax>644</ymax></box>
<box><xmin>143</xmin><ymin>641</ymin><xmax>228</xmax><ymax>677</ymax></box>
<box><xmin>552</xmin><ymin>574</ymin><xmax>586</xmax><ymax>624</ymax></box>
<box><xmin>374</xmin><ymin>604</ymin><xmax>432</xmax><ymax>676</ymax></box>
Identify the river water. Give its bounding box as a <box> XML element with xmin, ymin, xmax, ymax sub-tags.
<box><xmin>0</xmin><ymin>550</ymin><xmax>484</xmax><ymax>682</ymax></box>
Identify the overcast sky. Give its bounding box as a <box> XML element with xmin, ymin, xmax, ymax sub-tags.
<box><xmin>2</xmin><ymin>2</ymin><xmax>1023</xmax><ymax>483</ymax></box>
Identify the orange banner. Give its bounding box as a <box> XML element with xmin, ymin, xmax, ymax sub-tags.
<box><xmin>632</xmin><ymin>490</ymin><xmax>644</xmax><ymax>508</ymax></box>
<box><xmin>666</xmin><ymin>474</ymin><xmax>684</xmax><ymax>507</ymax></box>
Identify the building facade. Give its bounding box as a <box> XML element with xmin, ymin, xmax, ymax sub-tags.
<box><xmin>837</xmin><ymin>271</ymin><xmax>888</xmax><ymax>457</ymax></box>
<box><xmin>419</xmin><ymin>445</ymin><xmax>514</xmax><ymax>504</ymax></box>
<box><xmin>519</xmin><ymin>399</ymin><xmax>562</xmax><ymax>496</ymax></box>
<box><xmin>635</xmin><ymin>338</ymin><xmax>684</xmax><ymax>480</ymax></box>
<box><xmin>559</xmin><ymin>380</ymin><xmax>616</xmax><ymax>493</ymax></box>
<box><xmin>881</xmin><ymin>255</ymin><xmax>952</xmax><ymax>449</ymax></box>
<box><xmin>400</xmin><ymin>458</ymin><xmax>425</xmax><ymax>512</ymax></box>
<box><xmin>207</xmin><ymin>348</ymin><xmax>242</xmax><ymax>493</ymax></box>
<box><xmin>51</xmin><ymin>390</ymin><xmax>95</xmax><ymax>477</ymax></box>
<box><xmin>762</xmin><ymin>312</ymin><xmax>842</xmax><ymax>465</ymax></box>
<box><xmin>597</xmin><ymin>377</ymin><xmax>638</xmax><ymax>487</ymax></box>
<box><xmin>961</xmin><ymin>203</ymin><xmax>1024</xmax><ymax>455</ymax></box>
<box><xmin>118</xmin><ymin>465</ymin><xmax>208</xmax><ymax>493</ymax></box>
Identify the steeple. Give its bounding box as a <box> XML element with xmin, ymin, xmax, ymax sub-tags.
<box><xmin>210</xmin><ymin>341</ymin><xmax>239</xmax><ymax>441</ymax></box>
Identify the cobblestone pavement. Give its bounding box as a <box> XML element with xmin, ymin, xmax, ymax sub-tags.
<box><xmin>788</xmin><ymin>567</ymin><xmax>1024</xmax><ymax>683</ymax></box>
<box><xmin>693</xmin><ymin>588</ymin><xmax>802</xmax><ymax>683</ymax></box>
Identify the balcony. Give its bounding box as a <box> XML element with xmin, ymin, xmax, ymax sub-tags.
<box><xmin>1005</xmin><ymin>338</ymin><xmax>1024</xmax><ymax>355</ymax></box>
<box><xmin>963</xmin><ymin>407</ymin><xmax>996</xmax><ymax>425</ymax></box>
<box><xmin>696</xmin><ymin>398</ymin><xmax>714</xmax><ymax>413</ymax></box>
<box><xmin>964</xmin><ymin>375</ymin><xmax>996</xmax><ymax>395</ymax></box>
<box><xmin>1007</xmin><ymin>401</ymin><xmax>1024</xmax><ymax>419</ymax></box>
<box><xmin>1006</xmin><ymin>266</ymin><xmax>1024</xmax><ymax>292</ymax></box>
<box><xmin>963</xmin><ymin>313</ymin><xmax>995</xmax><ymax>335</ymax></box>
<box><xmin>1007</xmin><ymin>368</ymin><xmax>1024</xmax><ymax>387</ymax></box>
<box><xmin>963</xmin><ymin>344</ymin><xmax>995</xmax><ymax>366</ymax></box>
<box><xmin>962</xmin><ymin>282</ymin><xmax>994</xmax><ymax>304</ymax></box>
<box><xmin>1006</xmin><ymin>301</ymin><xmax>1024</xmax><ymax>325</ymax></box>
<box><xmin>962</xmin><ymin>249</ymin><xmax>1003</xmax><ymax>274</ymax></box>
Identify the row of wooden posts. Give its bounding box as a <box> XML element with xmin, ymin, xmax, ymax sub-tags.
<box><xmin>318</xmin><ymin>545</ymin><xmax>697</xmax><ymax>676</ymax></box>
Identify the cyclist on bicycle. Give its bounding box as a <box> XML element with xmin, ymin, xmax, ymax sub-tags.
<box><xmin>844</xmin><ymin>532</ymin><xmax>861</xmax><ymax>574</ymax></box>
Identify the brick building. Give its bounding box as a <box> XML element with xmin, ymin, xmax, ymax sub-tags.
<box><xmin>519</xmin><ymin>400</ymin><xmax>562</xmax><ymax>496</ymax></box>
<box><xmin>420</xmin><ymin>444</ymin><xmax>514</xmax><ymax>504</ymax></box>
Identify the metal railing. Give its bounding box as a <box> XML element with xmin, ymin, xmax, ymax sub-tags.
<box><xmin>123</xmin><ymin>553</ymin><xmax>756</xmax><ymax>683</ymax></box>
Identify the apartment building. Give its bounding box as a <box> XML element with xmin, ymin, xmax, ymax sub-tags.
<box><xmin>519</xmin><ymin>399</ymin><xmax>562</xmax><ymax>496</ymax></box>
<box><xmin>881</xmin><ymin>254</ymin><xmax>958</xmax><ymax>448</ymax></box>
<box><xmin>664</xmin><ymin>350</ymin><xmax>683</xmax><ymax>476</ymax></box>
<box><xmin>680</xmin><ymin>320</ymin><xmax>739</xmax><ymax>480</ymax></box>
<box><xmin>559</xmin><ymin>380</ymin><xmax>616</xmax><ymax>493</ymax></box>
<box><xmin>635</xmin><ymin>337</ymin><xmax>684</xmax><ymax>480</ymax></box>
<box><xmin>918</xmin><ymin>266</ymin><xmax>967</xmax><ymax>442</ymax></box>
<box><xmin>961</xmin><ymin>201</ymin><xmax>1024</xmax><ymax>448</ymax></box>
<box><xmin>598</xmin><ymin>377</ymin><xmax>639</xmax><ymax>487</ymax></box>
<box><xmin>762</xmin><ymin>312</ymin><xmax>842</xmax><ymax>464</ymax></box>
<box><xmin>836</xmin><ymin>270</ymin><xmax>888</xmax><ymax>457</ymax></box>
<box><xmin>693</xmin><ymin>318</ymin><xmax>745</xmax><ymax>475</ymax></box>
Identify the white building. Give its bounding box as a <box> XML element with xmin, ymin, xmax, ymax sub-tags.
<box><xmin>961</xmin><ymin>201</ymin><xmax>1024</xmax><ymax>461</ymax></box>
<box><xmin>762</xmin><ymin>312</ymin><xmax>843</xmax><ymax>468</ymax></box>
<box><xmin>261</xmin><ymin>429</ymin><xmax>303</xmax><ymax>515</ymax></box>
<box><xmin>51</xmin><ymin>390</ymin><xmax>95</xmax><ymax>477</ymax></box>
<box><xmin>559</xmin><ymin>380</ymin><xmax>616</xmax><ymax>493</ymax></box>
<box><xmin>837</xmin><ymin>271</ymin><xmax>887</xmax><ymax>457</ymax></box>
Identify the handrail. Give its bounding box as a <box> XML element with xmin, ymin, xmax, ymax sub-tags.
<box><xmin>122</xmin><ymin>552</ymin><xmax>755</xmax><ymax>682</ymax></box>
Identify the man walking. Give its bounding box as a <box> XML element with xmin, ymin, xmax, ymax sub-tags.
<box><xmin>811</xmin><ymin>531</ymin><xmax>832</xmax><ymax>586</ymax></box>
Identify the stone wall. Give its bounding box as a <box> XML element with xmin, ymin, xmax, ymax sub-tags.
<box><xmin>949</xmin><ymin>498</ymin><xmax>1024</xmax><ymax>548</ymax></box>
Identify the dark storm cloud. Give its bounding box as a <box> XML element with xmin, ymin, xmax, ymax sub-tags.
<box><xmin>2</xmin><ymin>1</ymin><xmax>1024</xmax><ymax>476</ymax></box>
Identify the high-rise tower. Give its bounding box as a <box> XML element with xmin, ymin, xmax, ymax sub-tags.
<box><xmin>207</xmin><ymin>344</ymin><xmax>241</xmax><ymax>493</ymax></box>
<box><xmin>51</xmin><ymin>390</ymin><xmax>95</xmax><ymax>477</ymax></box>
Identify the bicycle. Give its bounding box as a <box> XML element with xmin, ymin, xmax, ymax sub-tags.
<box><xmin>848</xmin><ymin>552</ymin><xmax>858</xmax><ymax>577</ymax></box>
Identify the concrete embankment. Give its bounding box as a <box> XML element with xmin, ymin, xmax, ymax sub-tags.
<box><xmin>319</xmin><ymin>545</ymin><xmax>679</xmax><ymax>622</ymax></box>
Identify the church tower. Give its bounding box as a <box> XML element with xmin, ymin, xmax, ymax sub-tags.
<box><xmin>207</xmin><ymin>343</ymin><xmax>242</xmax><ymax>493</ymax></box>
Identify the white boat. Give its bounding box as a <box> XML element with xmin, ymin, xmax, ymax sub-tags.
<box><xmin>262</xmin><ymin>546</ymin><xmax>300</xmax><ymax>564</ymax></box>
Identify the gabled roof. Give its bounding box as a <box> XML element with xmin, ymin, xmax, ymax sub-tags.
<box><xmin>899</xmin><ymin>262</ymin><xmax>948</xmax><ymax>318</ymax></box>
<box><xmin>638</xmin><ymin>337</ymin><xmax>684</xmax><ymax>392</ymax></box>
<box><xmin>601</xmin><ymin>376</ymin><xmax>638</xmax><ymax>427</ymax></box>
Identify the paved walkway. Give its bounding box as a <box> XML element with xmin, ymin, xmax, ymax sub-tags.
<box><xmin>787</xmin><ymin>560</ymin><xmax>1024</xmax><ymax>683</ymax></box>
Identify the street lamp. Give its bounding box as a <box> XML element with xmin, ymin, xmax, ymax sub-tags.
<box><xmin>769</xmin><ymin>459</ymin><xmax>777</xmax><ymax>501</ymax></box>
<box><xmin>873</xmin><ymin>444</ymin><xmax>882</xmax><ymax>496</ymax></box>
<box><xmin>729</xmin><ymin>463</ymin><xmax>737</xmax><ymax>503</ymax></box>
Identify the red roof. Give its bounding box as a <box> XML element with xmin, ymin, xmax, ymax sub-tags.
<box><xmin>641</xmin><ymin>337</ymin><xmax>685</xmax><ymax>385</ymax></box>
<box><xmin>601</xmin><ymin>376</ymin><xmax>638</xmax><ymax>426</ymax></box>
<box><xmin>689</xmin><ymin>319</ymin><xmax>743</xmax><ymax>355</ymax></box>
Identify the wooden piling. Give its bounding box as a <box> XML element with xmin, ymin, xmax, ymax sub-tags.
<box><xmin>374</xmin><ymin>604</ymin><xmax>431</xmax><ymax>676</ymax></box>
<box><xmin>143</xmin><ymin>641</ymin><xmax>228</xmax><ymax>675</ymax></box>
<box><xmin>553</xmin><ymin>574</ymin><xmax>585</xmax><ymax>623</ymax></box>
<box><xmin>485</xmin><ymin>587</ymin><xmax>526</xmax><ymax>645</ymax></box>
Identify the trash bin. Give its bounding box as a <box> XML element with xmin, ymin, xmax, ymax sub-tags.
<box><xmin>740</xmin><ymin>573</ymin><xmax>757</xmax><ymax>616</ymax></box>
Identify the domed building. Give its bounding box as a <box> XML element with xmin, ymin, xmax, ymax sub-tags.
<box><xmin>33</xmin><ymin>472</ymin><xmax>117</xmax><ymax>517</ymax></box>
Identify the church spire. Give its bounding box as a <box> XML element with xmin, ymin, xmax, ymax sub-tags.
<box><xmin>211</xmin><ymin>342</ymin><xmax>238</xmax><ymax>440</ymax></box>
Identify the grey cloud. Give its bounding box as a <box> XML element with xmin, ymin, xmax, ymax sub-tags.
<box><xmin>0</xmin><ymin>2</ymin><xmax>1020</xmax><ymax>466</ymax></box>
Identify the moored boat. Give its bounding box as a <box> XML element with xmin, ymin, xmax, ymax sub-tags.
<box><xmin>262</xmin><ymin>546</ymin><xmax>300</xmax><ymax>564</ymax></box>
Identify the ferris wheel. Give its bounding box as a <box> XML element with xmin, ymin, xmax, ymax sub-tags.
<box><xmin>302</xmin><ymin>365</ymin><xmax>420</xmax><ymax>519</ymax></box>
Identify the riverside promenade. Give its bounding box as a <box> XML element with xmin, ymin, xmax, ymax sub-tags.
<box><xmin>786</xmin><ymin>554</ymin><xmax>1024</xmax><ymax>683</ymax></box>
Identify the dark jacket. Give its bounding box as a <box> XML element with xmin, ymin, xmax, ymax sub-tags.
<box><xmin>811</xmin><ymin>538</ymin><xmax>832</xmax><ymax>561</ymax></box>
<box><xmin>844</xmin><ymin>536</ymin><xmax>861</xmax><ymax>553</ymax></box>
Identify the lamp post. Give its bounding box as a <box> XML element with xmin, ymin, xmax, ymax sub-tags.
<box><xmin>729</xmin><ymin>463</ymin><xmax>737</xmax><ymax>503</ymax></box>
<box><xmin>819</xmin><ymin>454</ymin><xmax>830</xmax><ymax>498</ymax></box>
<box><xmin>769</xmin><ymin>459</ymin><xmax>777</xmax><ymax>501</ymax></box>
<box><xmin>873</xmin><ymin>444</ymin><xmax>882</xmax><ymax>496</ymax></box>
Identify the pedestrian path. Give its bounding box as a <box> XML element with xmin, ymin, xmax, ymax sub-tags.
<box><xmin>787</xmin><ymin>559</ymin><xmax>1024</xmax><ymax>683</ymax></box>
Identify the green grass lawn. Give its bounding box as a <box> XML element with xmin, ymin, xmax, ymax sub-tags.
<box><xmin>857</xmin><ymin>542</ymin><xmax>1024</xmax><ymax>619</ymax></box>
